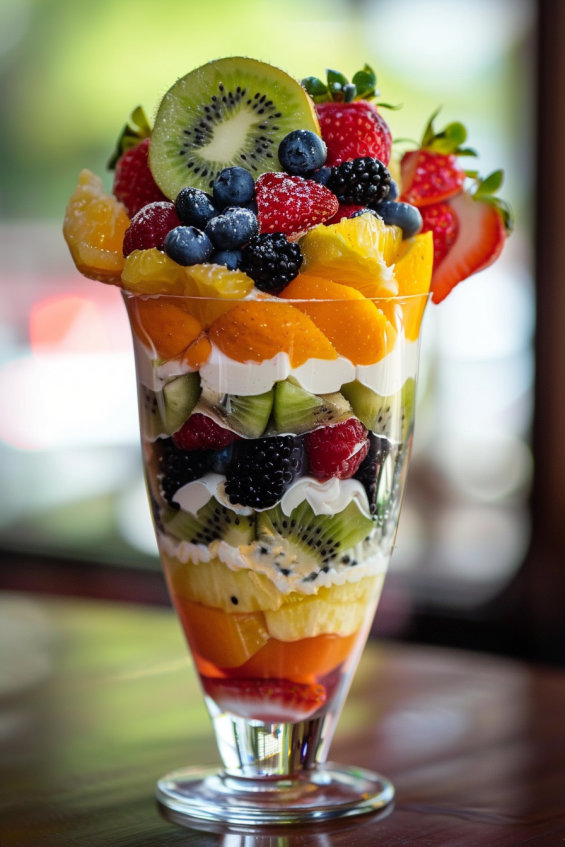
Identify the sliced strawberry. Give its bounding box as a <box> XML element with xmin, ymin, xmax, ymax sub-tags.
<box><xmin>430</xmin><ymin>191</ymin><xmax>506</xmax><ymax>304</ymax></box>
<box><xmin>420</xmin><ymin>201</ymin><xmax>459</xmax><ymax>268</ymax></box>
<box><xmin>401</xmin><ymin>149</ymin><xmax>466</xmax><ymax>207</ymax></box>
<box><xmin>255</xmin><ymin>172</ymin><xmax>338</xmax><ymax>237</ymax></box>
<box><xmin>202</xmin><ymin>676</ymin><xmax>327</xmax><ymax>723</ymax></box>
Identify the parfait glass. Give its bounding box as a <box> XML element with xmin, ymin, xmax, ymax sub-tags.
<box><xmin>123</xmin><ymin>290</ymin><xmax>428</xmax><ymax>825</ymax></box>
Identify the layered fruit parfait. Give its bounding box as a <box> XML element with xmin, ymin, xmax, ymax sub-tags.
<box><xmin>64</xmin><ymin>58</ymin><xmax>511</xmax><ymax>727</ymax></box>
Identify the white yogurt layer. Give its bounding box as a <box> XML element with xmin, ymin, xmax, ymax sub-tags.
<box><xmin>172</xmin><ymin>473</ymin><xmax>372</xmax><ymax>519</ymax></box>
<box><xmin>133</xmin><ymin>335</ymin><xmax>419</xmax><ymax>398</ymax></box>
<box><xmin>158</xmin><ymin>531</ymin><xmax>389</xmax><ymax>595</ymax></box>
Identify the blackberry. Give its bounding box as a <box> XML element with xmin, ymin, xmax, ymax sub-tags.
<box><xmin>158</xmin><ymin>438</ymin><xmax>212</xmax><ymax>507</ymax></box>
<box><xmin>225</xmin><ymin>436</ymin><xmax>304</xmax><ymax>509</ymax></box>
<box><xmin>328</xmin><ymin>157</ymin><xmax>391</xmax><ymax>206</ymax></box>
<box><xmin>240</xmin><ymin>233</ymin><xmax>303</xmax><ymax>294</ymax></box>
<box><xmin>354</xmin><ymin>434</ymin><xmax>392</xmax><ymax>515</ymax></box>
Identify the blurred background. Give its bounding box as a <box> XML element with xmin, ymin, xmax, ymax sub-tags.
<box><xmin>0</xmin><ymin>0</ymin><xmax>543</xmax><ymax>658</ymax></box>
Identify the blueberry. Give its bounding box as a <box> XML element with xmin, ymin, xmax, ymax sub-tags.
<box><xmin>175</xmin><ymin>187</ymin><xmax>218</xmax><ymax>229</ymax></box>
<box><xmin>213</xmin><ymin>167</ymin><xmax>255</xmax><ymax>209</ymax></box>
<box><xmin>210</xmin><ymin>248</ymin><xmax>243</xmax><ymax>270</ymax></box>
<box><xmin>163</xmin><ymin>226</ymin><xmax>213</xmax><ymax>266</ymax></box>
<box><xmin>211</xmin><ymin>443</ymin><xmax>235</xmax><ymax>475</ymax></box>
<box><xmin>205</xmin><ymin>207</ymin><xmax>259</xmax><ymax>250</ymax></box>
<box><xmin>375</xmin><ymin>201</ymin><xmax>422</xmax><ymax>239</ymax></box>
<box><xmin>278</xmin><ymin>130</ymin><xmax>327</xmax><ymax>177</ymax></box>
<box><xmin>245</xmin><ymin>197</ymin><xmax>258</xmax><ymax>215</ymax></box>
<box><xmin>310</xmin><ymin>166</ymin><xmax>332</xmax><ymax>187</ymax></box>
<box><xmin>387</xmin><ymin>179</ymin><xmax>399</xmax><ymax>202</ymax></box>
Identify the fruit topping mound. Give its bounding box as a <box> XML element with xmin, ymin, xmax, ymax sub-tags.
<box><xmin>65</xmin><ymin>55</ymin><xmax>512</xmax><ymax>313</ymax></box>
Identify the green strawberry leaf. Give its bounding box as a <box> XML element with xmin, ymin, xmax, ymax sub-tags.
<box><xmin>352</xmin><ymin>64</ymin><xmax>378</xmax><ymax>99</ymax></box>
<box><xmin>456</xmin><ymin>147</ymin><xmax>479</xmax><ymax>157</ymax></box>
<box><xmin>489</xmin><ymin>197</ymin><xmax>515</xmax><ymax>234</ymax></box>
<box><xmin>107</xmin><ymin>106</ymin><xmax>152</xmax><ymax>171</ymax></box>
<box><xmin>301</xmin><ymin>76</ymin><xmax>329</xmax><ymax>102</ymax></box>
<box><xmin>328</xmin><ymin>81</ymin><xmax>344</xmax><ymax>100</ymax></box>
<box><xmin>377</xmin><ymin>102</ymin><xmax>403</xmax><ymax>110</ymax></box>
<box><xmin>421</xmin><ymin>107</ymin><xmax>442</xmax><ymax>148</ymax></box>
<box><xmin>326</xmin><ymin>69</ymin><xmax>350</xmax><ymax>88</ymax></box>
<box><xmin>464</xmin><ymin>169</ymin><xmax>480</xmax><ymax>178</ymax></box>
<box><xmin>428</xmin><ymin>121</ymin><xmax>467</xmax><ymax>154</ymax></box>
<box><xmin>474</xmin><ymin>169</ymin><xmax>504</xmax><ymax>198</ymax></box>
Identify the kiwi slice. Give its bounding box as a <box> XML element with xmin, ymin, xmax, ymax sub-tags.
<box><xmin>163</xmin><ymin>498</ymin><xmax>255</xmax><ymax>547</ymax></box>
<box><xmin>149</xmin><ymin>57</ymin><xmax>320</xmax><ymax>198</ymax></box>
<box><xmin>255</xmin><ymin>500</ymin><xmax>375</xmax><ymax>576</ymax></box>
<box><xmin>194</xmin><ymin>386</ymin><xmax>274</xmax><ymax>438</ymax></box>
<box><xmin>341</xmin><ymin>378</ymin><xmax>416</xmax><ymax>442</ymax></box>
<box><xmin>273</xmin><ymin>381</ymin><xmax>352</xmax><ymax>435</ymax></box>
<box><xmin>140</xmin><ymin>373</ymin><xmax>201</xmax><ymax>439</ymax></box>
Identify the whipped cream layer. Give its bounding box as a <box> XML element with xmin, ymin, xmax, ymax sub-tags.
<box><xmin>158</xmin><ymin>532</ymin><xmax>389</xmax><ymax>595</ymax></box>
<box><xmin>173</xmin><ymin>472</ymin><xmax>372</xmax><ymax>518</ymax></box>
<box><xmin>134</xmin><ymin>334</ymin><xmax>419</xmax><ymax>399</ymax></box>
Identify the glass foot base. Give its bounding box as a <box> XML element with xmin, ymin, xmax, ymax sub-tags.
<box><xmin>156</xmin><ymin>763</ymin><xmax>394</xmax><ymax>826</ymax></box>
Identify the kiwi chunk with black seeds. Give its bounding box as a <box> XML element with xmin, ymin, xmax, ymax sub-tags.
<box><xmin>163</xmin><ymin>498</ymin><xmax>255</xmax><ymax>547</ymax></box>
<box><xmin>150</xmin><ymin>57</ymin><xmax>320</xmax><ymax>199</ymax></box>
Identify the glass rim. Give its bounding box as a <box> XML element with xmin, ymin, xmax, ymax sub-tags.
<box><xmin>121</xmin><ymin>290</ymin><xmax>431</xmax><ymax>304</ymax></box>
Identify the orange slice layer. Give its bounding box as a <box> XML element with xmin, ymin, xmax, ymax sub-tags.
<box><xmin>209</xmin><ymin>300</ymin><xmax>338</xmax><ymax>367</ymax></box>
<box><xmin>281</xmin><ymin>275</ymin><xmax>397</xmax><ymax>365</ymax></box>
<box><xmin>383</xmin><ymin>231</ymin><xmax>433</xmax><ymax>341</ymax></box>
<box><xmin>129</xmin><ymin>298</ymin><xmax>202</xmax><ymax>360</ymax></box>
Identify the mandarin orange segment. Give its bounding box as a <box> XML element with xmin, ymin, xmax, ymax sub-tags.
<box><xmin>208</xmin><ymin>301</ymin><xmax>338</xmax><ymax>367</ymax></box>
<box><xmin>381</xmin><ymin>232</ymin><xmax>433</xmax><ymax>341</ymax></box>
<box><xmin>183</xmin><ymin>334</ymin><xmax>212</xmax><ymax>369</ymax></box>
<box><xmin>299</xmin><ymin>214</ymin><xmax>402</xmax><ymax>298</ymax></box>
<box><xmin>175</xmin><ymin>597</ymin><xmax>270</xmax><ymax>668</ymax></box>
<box><xmin>130</xmin><ymin>298</ymin><xmax>202</xmax><ymax>360</ymax></box>
<box><xmin>232</xmin><ymin>631</ymin><xmax>359</xmax><ymax>684</ymax></box>
<box><xmin>121</xmin><ymin>248</ymin><xmax>185</xmax><ymax>294</ymax></box>
<box><xmin>281</xmin><ymin>275</ymin><xmax>396</xmax><ymax>365</ymax></box>
<box><xmin>63</xmin><ymin>169</ymin><xmax>130</xmax><ymax>284</ymax></box>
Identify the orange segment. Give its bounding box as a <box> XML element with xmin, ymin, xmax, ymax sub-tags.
<box><xmin>175</xmin><ymin>598</ymin><xmax>270</xmax><ymax>668</ymax></box>
<box><xmin>232</xmin><ymin>631</ymin><xmax>359</xmax><ymax>684</ymax></box>
<box><xmin>281</xmin><ymin>275</ymin><xmax>396</xmax><ymax>365</ymax></box>
<box><xmin>299</xmin><ymin>214</ymin><xmax>402</xmax><ymax>297</ymax></box>
<box><xmin>130</xmin><ymin>298</ymin><xmax>202</xmax><ymax>360</ymax></box>
<box><xmin>383</xmin><ymin>232</ymin><xmax>433</xmax><ymax>341</ymax></box>
<box><xmin>63</xmin><ymin>169</ymin><xmax>130</xmax><ymax>284</ymax></box>
<box><xmin>209</xmin><ymin>301</ymin><xmax>338</xmax><ymax>367</ymax></box>
<box><xmin>183</xmin><ymin>334</ymin><xmax>212</xmax><ymax>369</ymax></box>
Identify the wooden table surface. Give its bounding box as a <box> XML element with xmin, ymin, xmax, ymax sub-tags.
<box><xmin>1</xmin><ymin>592</ymin><xmax>565</xmax><ymax>846</ymax></box>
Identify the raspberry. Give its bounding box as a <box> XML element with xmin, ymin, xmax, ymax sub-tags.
<box><xmin>225</xmin><ymin>436</ymin><xmax>304</xmax><ymax>509</ymax></box>
<box><xmin>328</xmin><ymin>157</ymin><xmax>391</xmax><ymax>206</ymax></box>
<box><xmin>172</xmin><ymin>414</ymin><xmax>241</xmax><ymax>451</ymax></box>
<box><xmin>240</xmin><ymin>233</ymin><xmax>303</xmax><ymax>294</ymax></box>
<box><xmin>123</xmin><ymin>201</ymin><xmax>181</xmax><ymax>257</ymax></box>
<box><xmin>113</xmin><ymin>138</ymin><xmax>166</xmax><ymax>218</ymax></box>
<box><xmin>305</xmin><ymin>419</ymin><xmax>370</xmax><ymax>481</ymax></box>
<box><xmin>158</xmin><ymin>438</ymin><xmax>212</xmax><ymax>506</ymax></box>
<box><xmin>255</xmin><ymin>172</ymin><xmax>338</xmax><ymax>237</ymax></box>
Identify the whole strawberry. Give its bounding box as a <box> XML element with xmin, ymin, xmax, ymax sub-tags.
<box><xmin>255</xmin><ymin>172</ymin><xmax>338</xmax><ymax>237</ymax></box>
<box><xmin>306</xmin><ymin>418</ymin><xmax>370</xmax><ymax>481</ymax></box>
<box><xmin>303</xmin><ymin>66</ymin><xmax>392</xmax><ymax>167</ymax></box>
<box><xmin>122</xmin><ymin>201</ymin><xmax>181</xmax><ymax>256</ymax></box>
<box><xmin>113</xmin><ymin>137</ymin><xmax>167</xmax><ymax>218</ymax></box>
<box><xmin>400</xmin><ymin>111</ymin><xmax>476</xmax><ymax>207</ymax></box>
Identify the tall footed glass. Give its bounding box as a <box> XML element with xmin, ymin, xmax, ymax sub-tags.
<box><xmin>124</xmin><ymin>290</ymin><xmax>428</xmax><ymax>825</ymax></box>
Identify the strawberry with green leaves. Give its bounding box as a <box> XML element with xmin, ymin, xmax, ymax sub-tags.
<box><xmin>109</xmin><ymin>107</ymin><xmax>166</xmax><ymax>218</ymax></box>
<box><xmin>400</xmin><ymin>110</ymin><xmax>478</xmax><ymax>207</ymax></box>
<box><xmin>429</xmin><ymin>170</ymin><xmax>514</xmax><ymax>304</ymax></box>
<box><xmin>302</xmin><ymin>66</ymin><xmax>393</xmax><ymax>167</ymax></box>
